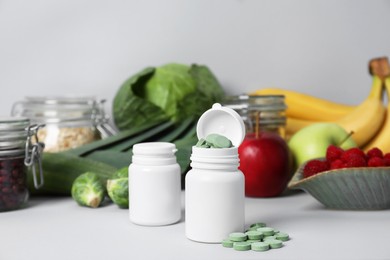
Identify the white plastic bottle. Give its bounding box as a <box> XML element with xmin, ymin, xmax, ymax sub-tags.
<box><xmin>129</xmin><ymin>142</ymin><xmax>181</xmax><ymax>226</ymax></box>
<box><xmin>185</xmin><ymin>103</ymin><xmax>246</xmax><ymax>243</ymax></box>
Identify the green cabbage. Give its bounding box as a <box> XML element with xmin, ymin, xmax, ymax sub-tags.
<box><xmin>113</xmin><ymin>63</ymin><xmax>224</xmax><ymax>130</ymax></box>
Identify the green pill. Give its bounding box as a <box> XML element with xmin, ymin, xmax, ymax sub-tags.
<box><xmin>245</xmin><ymin>230</ymin><xmax>263</xmax><ymax>240</ymax></box>
<box><xmin>247</xmin><ymin>239</ymin><xmax>261</xmax><ymax>243</ymax></box>
<box><xmin>195</xmin><ymin>138</ymin><xmax>207</xmax><ymax>147</ymax></box>
<box><xmin>250</xmin><ymin>222</ymin><xmax>267</xmax><ymax>228</ymax></box>
<box><xmin>205</xmin><ymin>134</ymin><xmax>218</xmax><ymax>145</ymax></box>
<box><xmin>205</xmin><ymin>133</ymin><xmax>232</xmax><ymax>148</ymax></box>
<box><xmin>266</xmin><ymin>239</ymin><xmax>283</xmax><ymax>249</ymax></box>
<box><xmin>228</xmin><ymin>232</ymin><xmax>247</xmax><ymax>242</ymax></box>
<box><xmin>276</xmin><ymin>232</ymin><xmax>290</xmax><ymax>241</ymax></box>
<box><xmin>233</xmin><ymin>241</ymin><xmax>251</xmax><ymax>251</ymax></box>
<box><xmin>263</xmin><ymin>235</ymin><xmax>277</xmax><ymax>241</ymax></box>
<box><xmin>222</xmin><ymin>239</ymin><xmax>234</xmax><ymax>248</ymax></box>
<box><xmin>251</xmin><ymin>242</ymin><xmax>270</xmax><ymax>252</ymax></box>
<box><xmin>257</xmin><ymin>227</ymin><xmax>274</xmax><ymax>236</ymax></box>
<box><xmin>246</xmin><ymin>227</ymin><xmax>259</xmax><ymax>232</ymax></box>
<box><xmin>214</xmin><ymin>136</ymin><xmax>232</xmax><ymax>148</ymax></box>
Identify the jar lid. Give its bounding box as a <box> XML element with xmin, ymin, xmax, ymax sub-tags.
<box><xmin>12</xmin><ymin>96</ymin><xmax>100</xmax><ymax>124</ymax></box>
<box><xmin>24</xmin><ymin>96</ymin><xmax>96</xmax><ymax>105</ymax></box>
<box><xmin>223</xmin><ymin>94</ymin><xmax>287</xmax><ymax>112</ymax></box>
<box><xmin>0</xmin><ymin>148</ymin><xmax>25</xmax><ymax>157</ymax></box>
<box><xmin>196</xmin><ymin>103</ymin><xmax>245</xmax><ymax>147</ymax></box>
<box><xmin>0</xmin><ymin>117</ymin><xmax>30</xmax><ymax>131</ymax></box>
<box><xmin>0</xmin><ymin>129</ymin><xmax>28</xmax><ymax>139</ymax></box>
<box><xmin>0</xmin><ymin>117</ymin><xmax>30</xmax><ymax>151</ymax></box>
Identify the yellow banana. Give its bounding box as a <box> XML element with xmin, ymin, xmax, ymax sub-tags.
<box><xmin>285</xmin><ymin>76</ymin><xmax>386</xmax><ymax>148</ymax></box>
<box><xmin>251</xmin><ymin>88</ymin><xmax>355</xmax><ymax>121</ymax></box>
<box><xmin>285</xmin><ymin>117</ymin><xmax>312</xmax><ymax>139</ymax></box>
<box><xmin>363</xmin><ymin>76</ymin><xmax>390</xmax><ymax>153</ymax></box>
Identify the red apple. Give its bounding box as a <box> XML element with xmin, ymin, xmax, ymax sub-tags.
<box><xmin>238</xmin><ymin>132</ymin><xmax>292</xmax><ymax>197</ymax></box>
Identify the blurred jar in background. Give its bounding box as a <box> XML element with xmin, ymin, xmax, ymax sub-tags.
<box><xmin>222</xmin><ymin>95</ymin><xmax>287</xmax><ymax>139</ymax></box>
<box><xmin>12</xmin><ymin>97</ymin><xmax>116</xmax><ymax>153</ymax></box>
<box><xmin>0</xmin><ymin>117</ymin><xmax>44</xmax><ymax>211</ymax></box>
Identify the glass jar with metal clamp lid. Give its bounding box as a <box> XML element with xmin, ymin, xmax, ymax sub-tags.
<box><xmin>0</xmin><ymin>117</ymin><xmax>44</xmax><ymax>211</ymax></box>
<box><xmin>222</xmin><ymin>95</ymin><xmax>287</xmax><ymax>139</ymax></box>
<box><xmin>11</xmin><ymin>96</ymin><xmax>116</xmax><ymax>153</ymax></box>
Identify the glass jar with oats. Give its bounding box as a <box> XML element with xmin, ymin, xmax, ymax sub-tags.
<box><xmin>11</xmin><ymin>97</ymin><xmax>116</xmax><ymax>153</ymax></box>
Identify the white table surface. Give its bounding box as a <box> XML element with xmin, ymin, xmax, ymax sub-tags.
<box><xmin>0</xmin><ymin>190</ymin><xmax>389</xmax><ymax>260</ymax></box>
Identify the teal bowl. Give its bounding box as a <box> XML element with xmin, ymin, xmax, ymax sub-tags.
<box><xmin>288</xmin><ymin>161</ymin><xmax>390</xmax><ymax>210</ymax></box>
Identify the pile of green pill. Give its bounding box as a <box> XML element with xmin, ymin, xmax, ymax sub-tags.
<box><xmin>222</xmin><ymin>222</ymin><xmax>290</xmax><ymax>252</ymax></box>
<box><xmin>196</xmin><ymin>133</ymin><xmax>233</xmax><ymax>148</ymax></box>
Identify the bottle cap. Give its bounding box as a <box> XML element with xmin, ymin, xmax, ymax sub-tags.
<box><xmin>133</xmin><ymin>142</ymin><xmax>177</xmax><ymax>156</ymax></box>
<box><xmin>196</xmin><ymin>103</ymin><xmax>245</xmax><ymax>147</ymax></box>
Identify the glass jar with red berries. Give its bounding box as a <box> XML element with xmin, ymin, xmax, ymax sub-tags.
<box><xmin>222</xmin><ymin>95</ymin><xmax>287</xmax><ymax>139</ymax></box>
<box><xmin>0</xmin><ymin>117</ymin><xmax>44</xmax><ymax>211</ymax></box>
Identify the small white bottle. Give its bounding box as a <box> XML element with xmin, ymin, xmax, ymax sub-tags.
<box><xmin>129</xmin><ymin>142</ymin><xmax>181</xmax><ymax>226</ymax></box>
<box><xmin>185</xmin><ymin>103</ymin><xmax>246</xmax><ymax>243</ymax></box>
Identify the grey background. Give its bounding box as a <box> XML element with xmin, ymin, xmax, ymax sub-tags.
<box><xmin>1</xmin><ymin>0</ymin><xmax>390</xmax><ymax>117</ymax></box>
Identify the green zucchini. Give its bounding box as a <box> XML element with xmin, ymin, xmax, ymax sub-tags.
<box><xmin>109</xmin><ymin>121</ymin><xmax>175</xmax><ymax>152</ymax></box>
<box><xmin>64</xmin><ymin>119</ymin><xmax>166</xmax><ymax>157</ymax></box>
<box><xmin>84</xmin><ymin>150</ymin><xmax>131</xmax><ymax>169</ymax></box>
<box><xmin>27</xmin><ymin>153</ymin><xmax>117</xmax><ymax>196</ymax></box>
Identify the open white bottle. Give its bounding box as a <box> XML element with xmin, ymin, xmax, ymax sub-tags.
<box><xmin>185</xmin><ymin>103</ymin><xmax>246</xmax><ymax>243</ymax></box>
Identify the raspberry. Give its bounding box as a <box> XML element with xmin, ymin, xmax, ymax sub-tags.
<box><xmin>384</xmin><ymin>158</ymin><xmax>390</xmax><ymax>166</ymax></box>
<box><xmin>384</xmin><ymin>153</ymin><xmax>390</xmax><ymax>166</ymax></box>
<box><xmin>303</xmin><ymin>160</ymin><xmax>329</xmax><ymax>178</ymax></box>
<box><xmin>341</xmin><ymin>147</ymin><xmax>366</xmax><ymax>162</ymax></box>
<box><xmin>330</xmin><ymin>159</ymin><xmax>346</xmax><ymax>170</ymax></box>
<box><xmin>367</xmin><ymin>157</ymin><xmax>386</xmax><ymax>167</ymax></box>
<box><xmin>344</xmin><ymin>154</ymin><xmax>367</xmax><ymax>168</ymax></box>
<box><xmin>366</xmin><ymin>147</ymin><xmax>383</xmax><ymax>159</ymax></box>
<box><xmin>326</xmin><ymin>145</ymin><xmax>344</xmax><ymax>162</ymax></box>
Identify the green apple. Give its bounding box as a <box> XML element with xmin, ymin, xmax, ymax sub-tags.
<box><xmin>288</xmin><ymin>123</ymin><xmax>357</xmax><ymax>168</ymax></box>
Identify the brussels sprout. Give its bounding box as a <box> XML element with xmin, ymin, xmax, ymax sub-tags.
<box><xmin>71</xmin><ymin>172</ymin><xmax>106</xmax><ymax>208</ymax></box>
<box><xmin>107</xmin><ymin>167</ymin><xmax>129</xmax><ymax>208</ymax></box>
<box><xmin>107</xmin><ymin>178</ymin><xmax>128</xmax><ymax>208</ymax></box>
<box><xmin>112</xmin><ymin>167</ymin><xmax>128</xmax><ymax>179</ymax></box>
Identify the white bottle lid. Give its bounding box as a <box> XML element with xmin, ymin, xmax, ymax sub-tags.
<box><xmin>196</xmin><ymin>103</ymin><xmax>245</xmax><ymax>147</ymax></box>
<box><xmin>133</xmin><ymin>142</ymin><xmax>177</xmax><ymax>156</ymax></box>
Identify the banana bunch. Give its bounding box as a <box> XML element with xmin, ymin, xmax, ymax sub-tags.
<box><xmin>252</xmin><ymin>87</ymin><xmax>355</xmax><ymax>121</ymax></box>
<box><xmin>363</xmin><ymin>76</ymin><xmax>390</xmax><ymax>152</ymax></box>
<box><xmin>251</xmin><ymin>74</ymin><xmax>387</xmax><ymax>149</ymax></box>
